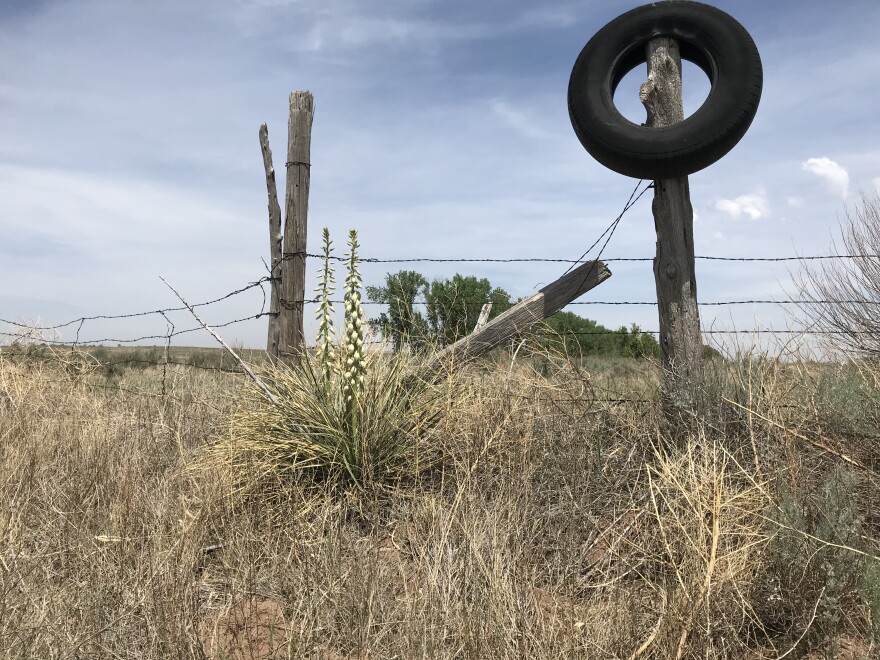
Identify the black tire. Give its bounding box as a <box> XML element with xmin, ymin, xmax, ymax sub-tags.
<box><xmin>568</xmin><ymin>1</ymin><xmax>762</xmax><ymax>179</ymax></box>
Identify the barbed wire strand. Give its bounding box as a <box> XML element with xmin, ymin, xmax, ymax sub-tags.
<box><xmin>284</xmin><ymin>253</ymin><xmax>880</xmax><ymax>265</ymax></box>
<box><xmin>0</xmin><ymin>313</ymin><xmax>271</xmax><ymax>346</ymax></box>
<box><xmin>0</xmin><ymin>277</ymin><xmax>272</xmax><ymax>332</ymax></box>
<box><xmin>563</xmin><ymin>179</ymin><xmax>650</xmax><ymax>278</ymax></box>
<box><xmin>269</xmin><ymin>298</ymin><xmax>880</xmax><ymax>307</ymax></box>
<box><xmin>4</xmin><ymin>349</ymin><xmax>248</xmax><ymax>375</ymax></box>
<box><xmin>4</xmin><ymin>325</ymin><xmax>877</xmax><ymax>350</ymax></box>
<box><xmin>17</xmin><ymin>350</ymin><xmax>880</xmax><ymax>442</ymax></box>
<box><xmin>4</xmin><ymin>296</ymin><xmax>877</xmax><ymax>345</ymax></box>
<box><xmin>5</xmin><ymin>349</ymin><xmax>855</xmax><ymax>416</ymax></box>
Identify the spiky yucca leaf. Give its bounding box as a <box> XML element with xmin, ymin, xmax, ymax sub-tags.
<box><xmin>214</xmin><ymin>350</ymin><xmax>447</xmax><ymax>490</ymax></box>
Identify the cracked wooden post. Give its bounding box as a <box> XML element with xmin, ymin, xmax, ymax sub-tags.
<box><xmin>640</xmin><ymin>39</ymin><xmax>703</xmax><ymax>421</ymax></box>
<box><xmin>259</xmin><ymin>123</ymin><xmax>283</xmax><ymax>358</ymax></box>
<box><xmin>279</xmin><ymin>91</ymin><xmax>314</xmax><ymax>361</ymax></box>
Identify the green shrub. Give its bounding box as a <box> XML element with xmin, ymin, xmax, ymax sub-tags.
<box><xmin>761</xmin><ymin>467</ymin><xmax>878</xmax><ymax>647</ymax></box>
<box><xmin>860</xmin><ymin>557</ymin><xmax>880</xmax><ymax>643</ymax></box>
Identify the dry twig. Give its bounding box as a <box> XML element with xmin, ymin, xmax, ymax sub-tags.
<box><xmin>160</xmin><ymin>277</ymin><xmax>278</xmax><ymax>405</ymax></box>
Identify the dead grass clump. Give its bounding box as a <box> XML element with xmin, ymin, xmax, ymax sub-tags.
<box><xmin>754</xmin><ymin>466</ymin><xmax>880</xmax><ymax>654</ymax></box>
<box><xmin>199</xmin><ymin>595</ymin><xmax>289</xmax><ymax>660</ymax></box>
<box><xmin>636</xmin><ymin>437</ymin><xmax>770</xmax><ymax>658</ymax></box>
<box><xmin>0</xmin><ymin>354</ymin><xmax>231</xmax><ymax>657</ymax></box>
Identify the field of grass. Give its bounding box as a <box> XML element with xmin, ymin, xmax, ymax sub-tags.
<box><xmin>1</xmin><ymin>342</ymin><xmax>879</xmax><ymax>658</ymax></box>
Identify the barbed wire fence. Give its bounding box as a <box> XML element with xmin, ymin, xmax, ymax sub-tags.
<box><xmin>1</xmin><ymin>251</ymin><xmax>873</xmax><ymax>377</ymax></box>
<box><xmin>1</xmin><ymin>258</ymin><xmax>873</xmax><ymax>341</ymax></box>
<box><xmin>3</xmin><ymin>171</ymin><xmax>878</xmax><ymax>409</ymax></box>
<box><xmin>4</xmin><ymin>96</ymin><xmax>877</xmax><ymax>439</ymax></box>
<box><xmin>3</xmin><ymin>251</ymin><xmax>877</xmax><ymax>344</ymax></box>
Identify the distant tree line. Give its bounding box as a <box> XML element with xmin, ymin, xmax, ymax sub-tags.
<box><xmin>366</xmin><ymin>270</ymin><xmax>660</xmax><ymax>358</ymax></box>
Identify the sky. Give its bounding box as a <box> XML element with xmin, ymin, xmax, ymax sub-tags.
<box><xmin>2</xmin><ymin>0</ymin><xmax>880</xmax><ymax>351</ymax></box>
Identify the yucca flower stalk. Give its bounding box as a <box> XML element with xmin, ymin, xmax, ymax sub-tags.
<box><xmin>342</xmin><ymin>230</ymin><xmax>367</xmax><ymax>428</ymax></box>
<box><xmin>314</xmin><ymin>228</ymin><xmax>336</xmax><ymax>387</ymax></box>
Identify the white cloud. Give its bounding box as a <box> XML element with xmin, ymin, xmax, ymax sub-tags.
<box><xmin>802</xmin><ymin>157</ymin><xmax>849</xmax><ymax>199</ymax></box>
<box><xmin>490</xmin><ymin>99</ymin><xmax>552</xmax><ymax>140</ymax></box>
<box><xmin>787</xmin><ymin>196</ymin><xmax>804</xmax><ymax>207</ymax></box>
<box><xmin>714</xmin><ymin>192</ymin><xmax>769</xmax><ymax>220</ymax></box>
<box><xmin>713</xmin><ymin>230</ymin><xmax>725</xmax><ymax>241</ymax></box>
<box><xmin>336</xmin><ymin>17</ymin><xmax>419</xmax><ymax>48</ymax></box>
<box><xmin>514</xmin><ymin>7</ymin><xmax>577</xmax><ymax>29</ymax></box>
<box><xmin>227</xmin><ymin>2</ymin><xmax>573</xmax><ymax>51</ymax></box>
<box><xmin>874</xmin><ymin>177</ymin><xmax>880</xmax><ymax>192</ymax></box>
<box><xmin>0</xmin><ymin>164</ymin><xmax>248</xmax><ymax>254</ymax></box>
<box><xmin>236</xmin><ymin>0</ymin><xmax>302</xmax><ymax>7</ymax></box>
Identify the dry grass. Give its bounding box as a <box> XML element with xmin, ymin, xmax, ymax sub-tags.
<box><xmin>1</xmin><ymin>343</ymin><xmax>879</xmax><ymax>658</ymax></box>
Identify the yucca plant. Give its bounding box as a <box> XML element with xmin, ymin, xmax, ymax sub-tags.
<box><xmin>213</xmin><ymin>229</ymin><xmax>450</xmax><ymax>491</ymax></box>
<box><xmin>315</xmin><ymin>228</ymin><xmax>336</xmax><ymax>388</ymax></box>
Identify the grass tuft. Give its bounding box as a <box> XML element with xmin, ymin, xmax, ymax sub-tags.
<box><xmin>207</xmin><ymin>351</ymin><xmax>452</xmax><ymax>493</ymax></box>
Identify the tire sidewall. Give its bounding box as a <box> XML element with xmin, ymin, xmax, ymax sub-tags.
<box><xmin>568</xmin><ymin>1</ymin><xmax>762</xmax><ymax>178</ymax></box>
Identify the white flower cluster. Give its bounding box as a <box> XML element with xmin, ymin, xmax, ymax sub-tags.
<box><xmin>315</xmin><ymin>228</ymin><xmax>336</xmax><ymax>383</ymax></box>
<box><xmin>342</xmin><ymin>230</ymin><xmax>366</xmax><ymax>405</ymax></box>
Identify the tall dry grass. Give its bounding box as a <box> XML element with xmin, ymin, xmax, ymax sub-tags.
<box><xmin>1</xmin><ymin>342</ymin><xmax>879</xmax><ymax>658</ymax></box>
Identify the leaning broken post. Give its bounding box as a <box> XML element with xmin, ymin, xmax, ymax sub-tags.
<box><xmin>640</xmin><ymin>38</ymin><xmax>703</xmax><ymax>418</ymax></box>
<box><xmin>279</xmin><ymin>91</ymin><xmax>314</xmax><ymax>362</ymax></box>
<box><xmin>425</xmin><ymin>260</ymin><xmax>611</xmax><ymax>379</ymax></box>
<box><xmin>259</xmin><ymin>123</ymin><xmax>283</xmax><ymax>358</ymax></box>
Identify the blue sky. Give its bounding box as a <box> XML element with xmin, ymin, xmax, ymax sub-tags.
<box><xmin>2</xmin><ymin>0</ymin><xmax>880</xmax><ymax>350</ymax></box>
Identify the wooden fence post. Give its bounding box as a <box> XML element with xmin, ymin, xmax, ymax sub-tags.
<box><xmin>279</xmin><ymin>91</ymin><xmax>314</xmax><ymax>361</ymax></box>
<box><xmin>640</xmin><ymin>39</ymin><xmax>703</xmax><ymax>415</ymax></box>
<box><xmin>259</xmin><ymin>123</ymin><xmax>283</xmax><ymax>358</ymax></box>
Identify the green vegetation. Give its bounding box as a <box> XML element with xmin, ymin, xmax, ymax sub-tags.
<box><xmin>367</xmin><ymin>269</ymin><xmax>658</xmax><ymax>358</ymax></box>
<box><xmin>365</xmin><ymin>270</ymin><xmax>430</xmax><ymax>351</ymax></box>
<box><xmin>541</xmin><ymin>310</ymin><xmax>660</xmax><ymax>358</ymax></box>
<box><xmin>215</xmin><ymin>348</ymin><xmax>447</xmax><ymax>491</ymax></box>
<box><xmin>423</xmin><ymin>273</ymin><xmax>513</xmax><ymax>346</ymax></box>
<box><xmin>367</xmin><ymin>270</ymin><xmax>512</xmax><ymax>350</ymax></box>
<box><xmin>0</xmin><ymin>342</ymin><xmax>261</xmax><ymax>377</ymax></box>
<box><xmin>762</xmin><ymin>466</ymin><xmax>880</xmax><ymax>649</ymax></box>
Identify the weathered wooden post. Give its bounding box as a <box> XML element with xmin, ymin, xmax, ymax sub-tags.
<box><xmin>640</xmin><ymin>39</ymin><xmax>703</xmax><ymax>415</ymax></box>
<box><xmin>259</xmin><ymin>124</ymin><xmax>283</xmax><ymax>358</ymax></box>
<box><xmin>567</xmin><ymin>3</ymin><xmax>762</xmax><ymax>427</ymax></box>
<box><xmin>424</xmin><ymin>260</ymin><xmax>611</xmax><ymax>379</ymax></box>
<box><xmin>279</xmin><ymin>91</ymin><xmax>314</xmax><ymax>360</ymax></box>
